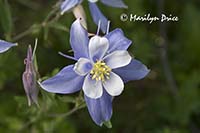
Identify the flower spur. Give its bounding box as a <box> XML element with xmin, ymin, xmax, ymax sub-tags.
<box><xmin>60</xmin><ymin>0</ymin><xmax>128</xmax><ymax>33</ymax></box>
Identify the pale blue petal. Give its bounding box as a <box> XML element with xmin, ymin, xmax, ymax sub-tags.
<box><xmin>103</xmin><ymin>50</ymin><xmax>131</xmax><ymax>69</ymax></box>
<box><xmin>84</xmin><ymin>90</ymin><xmax>113</xmax><ymax>126</ymax></box>
<box><xmin>60</xmin><ymin>0</ymin><xmax>82</xmax><ymax>14</ymax></box>
<box><xmin>100</xmin><ymin>0</ymin><xmax>128</xmax><ymax>8</ymax></box>
<box><xmin>113</xmin><ymin>59</ymin><xmax>150</xmax><ymax>83</ymax></box>
<box><xmin>105</xmin><ymin>28</ymin><xmax>132</xmax><ymax>53</ymax></box>
<box><xmin>89</xmin><ymin>36</ymin><xmax>109</xmax><ymax>62</ymax></box>
<box><xmin>74</xmin><ymin>58</ymin><xmax>93</xmax><ymax>76</ymax></box>
<box><xmin>70</xmin><ymin>19</ymin><xmax>89</xmax><ymax>59</ymax></box>
<box><xmin>0</xmin><ymin>39</ymin><xmax>17</xmax><ymax>53</ymax></box>
<box><xmin>83</xmin><ymin>74</ymin><xmax>103</xmax><ymax>99</ymax></box>
<box><xmin>88</xmin><ymin>2</ymin><xmax>108</xmax><ymax>33</ymax></box>
<box><xmin>40</xmin><ymin>65</ymin><xmax>84</xmax><ymax>94</ymax></box>
<box><xmin>103</xmin><ymin>72</ymin><xmax>124</xmax><ymax>96</ymax></box>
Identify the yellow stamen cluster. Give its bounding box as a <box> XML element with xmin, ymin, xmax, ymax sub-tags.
<box><xmin>90</xmin><ymin>61</ymin><xmax>111</xmax><ymax>81</ymax></box>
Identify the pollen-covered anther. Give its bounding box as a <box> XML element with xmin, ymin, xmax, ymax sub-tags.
<box><xmin>90</xmin><ymin>60</ymin><xmax>111</xmax><ymax>81</ymax></box>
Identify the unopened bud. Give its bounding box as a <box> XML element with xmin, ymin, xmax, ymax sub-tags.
<box><xmin>22</xmin><ymin>45</ymin><xmax>39</xmax><ymax>107</ymax></box>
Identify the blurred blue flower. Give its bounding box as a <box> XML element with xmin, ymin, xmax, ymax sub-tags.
<box><xmin>60</xmin><ymin>0</ymin><xmax>127</xmax><ymax>33</ymax></box>
<box><xmin>0</xmin><ymin>39</ymin><xmax>17</xmax><ymax>53</ymax></box>
<box><xmin>22</xmin><ymin>45</ymin><xmax>39</xmax><ymax>106</ymax></box>
<box><xmin>39</xmin><ymin>19</ymin><xmax>149</xmax><ymax>126</ymax></box>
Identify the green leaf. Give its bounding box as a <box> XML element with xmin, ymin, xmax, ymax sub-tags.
<box><xmin>0</xmin><ymin>0</ymin><xmax>13</xmax><ymax>38</ymax></box>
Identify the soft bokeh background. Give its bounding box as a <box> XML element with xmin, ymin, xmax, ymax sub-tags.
<box><xmin>0</xmin><ymin>0</ymin><xmax>200</xmax><ymax>132</ymax></box>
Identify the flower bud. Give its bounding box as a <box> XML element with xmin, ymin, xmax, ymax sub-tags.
<box><xmin>22</xmin><ymin>45</ymin><xmax>38</xmax><ymax>106</ymax></box>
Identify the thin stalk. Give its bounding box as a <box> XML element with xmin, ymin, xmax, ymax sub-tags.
<box><xmin>157</xmin><ymin>0</ymin><xmax>178</xmax><ymax>98</ymax></box>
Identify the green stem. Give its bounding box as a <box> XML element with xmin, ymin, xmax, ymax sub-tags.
<box><xmin>12</xmin><ymin>24</ymin><xmax>41</xmax><ymax>42</ymax></box>
<box><xmin>47</xmin><ymin>102</ymin><xmax>86</xmax><ymax>118</ymax></box>
<box><xmin>42</xmin><ymin>5</ymin><xmax>59</xmax><ymax>25</ymax></box>
<box><xmin>12</xmin><ymin>1</ymin><xmax>62</xmax><ymax>42</ymax></box>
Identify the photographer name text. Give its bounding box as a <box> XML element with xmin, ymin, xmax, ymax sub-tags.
<box><xmin>120</xmin><ymin>13</ymin><xmax>179</xmax><ymax>23</ymax></box>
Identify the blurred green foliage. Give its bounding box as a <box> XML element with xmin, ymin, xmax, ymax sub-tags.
<box><xmin>0</xmin><ymin>0</ymin><xmax>200</xmax><ymax>132</ymax></box>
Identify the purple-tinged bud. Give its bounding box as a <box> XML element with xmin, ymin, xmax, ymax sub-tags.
<box><xmin>22</xmin><ymin>45</ymin><xmax>38</xmax><ymax>106</ymax></box>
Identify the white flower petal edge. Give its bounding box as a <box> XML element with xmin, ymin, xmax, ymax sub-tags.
<box><xmin>103</xmin><ymin>50</ymin><xmax>132</xmax><ymax>69</ymax></box>
<box><xmin>103</xmin><ymin>72</ymin><xmax>124</xmax><ymax>96</ymax></box>
<box><xmin>74</xmin><ymin>58</ymin><xmax>92</xmax><ymax>76</ymax></box>
<box><xmin>83</xmin><ymin>74</ymin><xmax>103</xmax><ymax>99</ymax></box>
<box><xmin>89</xmin><ymin>36</ymin><xmax>109</xmax><ymax>61</ymax></box>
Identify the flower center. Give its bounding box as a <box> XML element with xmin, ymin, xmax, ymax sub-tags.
<box><xmin>90</xmin><ymin>61</ymin><xmax>111</xmax><ymax>81</ymax></box>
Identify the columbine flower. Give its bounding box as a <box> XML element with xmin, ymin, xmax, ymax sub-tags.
<box><xmin>22</xmin><ymin>45</ymin><xmax>39</xmax><ymax>106</ymax></box>
<box><xmin>39</xmin><ymin>19</ymin><xmax>149</xmax><ymax>126</ymax></box>
<box><xmin>60</xmin><ymin>0</ymin><xmax>127</xmax><ymax>33</ymax></box>
<box><xmin>0</xmin><ymin>39</ymin><xmax>17</xmax><ymax>53</ymax></box>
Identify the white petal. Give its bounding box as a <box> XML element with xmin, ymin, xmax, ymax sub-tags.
<box><xmin>74</xmin><ymin>58</ymin><xmax>93</xmax><ymax>76</ymax></box>
<box><xmin>103</xmin><ymin>72</ymin><xmax>124</xmax><ymax>96</ymax></box>
<box><xmin>83</xmin><ymin>74</ymin><xmax>103</xmax><ymax>99</ymax></box>
<box><xmin>103</xmin><ymin>50</ymin><xmax>131</xmax><ymax>69</ymax></box>
<box><xmin>89</xmin><ymin>36</ymin><xmax>109</xmax><ymax>62</ymax></box>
